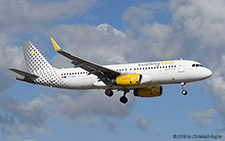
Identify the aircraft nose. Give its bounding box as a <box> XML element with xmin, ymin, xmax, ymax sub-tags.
<box><xmin>204</xmin><ymin>68</ymin><xmax>212</xmax><ymax>78</ymax></box>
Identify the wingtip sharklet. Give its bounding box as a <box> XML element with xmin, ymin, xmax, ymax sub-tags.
<box><xmin>50</xmin><ymin>37</ymin><xmax>61</xmax><ymax>51</ymax></box>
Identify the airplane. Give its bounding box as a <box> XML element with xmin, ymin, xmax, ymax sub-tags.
<box><xmin>9</xmin><ymin>38</ymin><xmax>212</xmax><ymax>104</ymax></box>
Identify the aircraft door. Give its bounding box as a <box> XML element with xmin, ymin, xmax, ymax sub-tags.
<box><xmin>178</xmin><ymin>60</ymin><xmax>185</xmax><ymax>73</ymax></box>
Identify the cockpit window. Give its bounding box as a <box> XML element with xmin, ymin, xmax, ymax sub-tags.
<box><xmin>192</xmin><ymin>64</ymin><xmax>204</xmax><ymax>67</ymax></box>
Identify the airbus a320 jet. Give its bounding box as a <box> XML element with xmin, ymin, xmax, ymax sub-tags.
<box><xmin>9</xmin><ymin>38</ymin><xmax>212</xmax><ymax>104</ymax></box>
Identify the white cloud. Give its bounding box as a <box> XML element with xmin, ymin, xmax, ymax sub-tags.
<box><xmin>121</xmin><ymin>2</ymin><xmax>195</xmax><ymax>61</ymax></box>
<box><xmin>102</xmin><ymin>118</ymin><xmax>116</xmax><ymax>133</ymax></box>
<box><xmin>0</xmin><ymin>0</ymin><xmax>96</xmax><ymax>34</ymax></box>
<box><xmin>0</xmin><ymin>34</ymin><xmax>24</xmax><ymax>92</ymax></box>
<box><xmin>0</xmin><ymin>95</ymin><xmax>49</xmax><ymax>126</ymax></box>
<box><xmin>0</xmin><ymin>89</ymin><xmax>135</xmax><ymax>139</ymax></box>
<box><xmin>77</xmin><ymin>116</ymin><xmax>100</xmax><ymax>126</ymax></box>
<box><xmin>135</xmin><ymin>113</ymin><xmax>150</xmax><ymax>130</ymax></box>
<box><xmin>49</xmin><ymin>90</ymin><xmax>134</xmax><ymax>119</ymax></box>
<box><xmin>189</xmin><ymin>108</ymin><xmax>216</xmax><ymax>127</ymax></box>
<box><xmin>136</xmin><ymin>23</ymin><xmax>192</xmax><ymax>60</ymax></box>
<box><xmin>0</xmin><ymin>0</ymin><xmax>97</xmax><ymax>92</ymax></box>
<box><xmin>48</xmin><ymin>24</ymin><xmax>135</xmax><ymax>68</ymax></box>
<box><xmin>0</xmin><ymin>95</ymin><xmax>49</xmax><ymax>140</ymax></box>
<box><xmin>122</xmin><ymin>2</ymin><xmax>167</xmax><ymax>28</ymax></box>
<box><xmin>0</xmin><ymin>90</ymin><xmax>134</xmax><ymax>139</ymax></box>
<box><xmin>170</xmin><ymin>0</ymin><xmax>225</xmax><ymax>50</ymax></box>
<box><xmin>123</xmin><ymin>0</ymin><xmax>225</xmax><ymax>130</ymax></box>
<box><xmin>2</xmin><ymin>0</ymin><xmax>225</xmax><ymax>139</ymax></box>
<box><xmin>122</xmin><ymin>0</ymin><xmax>225</xmax><ymax>131</ymax></box>
<box><xmin>96</xmin><ymin>23</ymin><xmax>126</xmax><ymax>38</ymax></box>
<box><xmin>122</xmin><ymin>5</ymin><xmax>154</xmax><ymax>28</ymax></box>
<box><xmin>169</xmin><ymin>0</ymin><xmax>225</xmax><ymax>127</ymax></box>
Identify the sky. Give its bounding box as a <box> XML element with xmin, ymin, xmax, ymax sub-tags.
<box><xmin>1</xmin><ymin>0</ymin><xmax>225</xmax><ymax>140</ymax></box>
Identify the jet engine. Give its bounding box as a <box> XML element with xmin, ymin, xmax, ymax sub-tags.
<box><xmin>114</xmin><ymin>73</ymin><xmax>152</xmax><ymax>86</ymax></box>
<box><xmin>115</xmin><ymin>74</ymin><xmax>141</xmax><ymax>86</ymax></box>
<box><xmin>133</xmin><ymin>85</ymin><xmax>163</xmax><ymax>97</ymax></box>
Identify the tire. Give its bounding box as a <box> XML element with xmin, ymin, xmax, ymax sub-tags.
<box><xmin>182</xmin><ymin>90</ymin><xmax>188</xmax><ymax>95</ymax></box>
<box><xmin>105</xmin><ymin>89</ymin><xmax>113</xmax><ymax>97</ymax></box>
<box><xmin>119</xmin><ymin>96</ymin><xmax>128</xmax><ymax>104</ymax></box>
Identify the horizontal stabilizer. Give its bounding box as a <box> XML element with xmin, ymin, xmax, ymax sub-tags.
<box><xmin>8</xmin><ymin>68</ymin><xmax>39</xmax><ymax>78</ymax></box>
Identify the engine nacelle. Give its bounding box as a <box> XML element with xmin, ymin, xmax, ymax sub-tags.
<box><xmin>133</xmin><ymin>85</ymin><xmax>163</xmax><ymax>97</ymax></box>
<box><xmin>140</xmin><ymin>74</ymin><xmax>152</xmax><ymax>84</ymax></box>
<box><xmin>115</xmin><ymin>74</ymin><xmax>141</xmax><ymax>86</ymax></box>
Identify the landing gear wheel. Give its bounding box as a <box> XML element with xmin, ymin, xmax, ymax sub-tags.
<box><xmin>182</xmin><ymin>90</ymin><xmax>188</xmax><ymax>95</ymax></box>
<box><xmin>181</xmin><ymin>82</ymin><xmax>188</xmax><ymax>95</ymax></box>
<box><xmin>120</xmin><ymin>96</ymin><xmax>128</xmax><ymax>104</ymax></box>
<box><xmin>105</xmin><ymin>89</ymin><xmax>113</xmax><ymax>97</ymax></box>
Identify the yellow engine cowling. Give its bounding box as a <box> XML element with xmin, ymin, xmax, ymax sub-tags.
<box><xmin>115</xmin><ymin>74</ymin><xmax>141</xmax><ymax>86</ymax></box>
<box><xmin>133</xmin><ymin>85</ymin><xmax>163</xmax><ymax>97</ymax></box>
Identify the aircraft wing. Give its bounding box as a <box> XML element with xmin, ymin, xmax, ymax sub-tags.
<box><xmin>50</xmin><ymin>37</ymin><xmax>120</xmax><ymax>85</ymax></box>
<box><xmin>8</xmin><ymin>68</ymin><xmax>39</xmax><ymax>78</ymax></box>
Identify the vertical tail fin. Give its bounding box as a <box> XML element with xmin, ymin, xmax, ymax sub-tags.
<box><xmin>22</xmin><ymin>41</ymin><xmax>54</xmax><ymax>74</ymax></box>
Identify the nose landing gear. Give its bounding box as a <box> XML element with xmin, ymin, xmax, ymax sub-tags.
<box><xmin>181</xmin><ymin>82</ymin><xmax>188</xmax><ymax>95</ymax></box>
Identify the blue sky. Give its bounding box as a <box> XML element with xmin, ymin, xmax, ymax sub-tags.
<box><xmin>1</xmin><ymin>0</ymin><xmax>225</xmax><ymax>140</ymax></box>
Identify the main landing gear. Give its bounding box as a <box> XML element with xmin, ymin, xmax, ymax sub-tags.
<box><xmin>104</xmin><ymin>89</ymin><xmax>129</xmax><ymax>104</ymax></box>
<box><xmin>181</xmin><ymin>82</ymin><xmax>188</xmax><ymax>95</ymax></box>
<box><xmin>105</xmin><ymin>89</ymin><xmax>113</xmax><ymax>97</ymax></box>
<box><xmin>119</xmin><ymin>90</ymin><xmax>129</xmax><ymax>104</ymax></box>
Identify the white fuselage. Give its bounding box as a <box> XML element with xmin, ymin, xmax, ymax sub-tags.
<box><xmin>48</xmin><ymin>60</ymin><xmax>212</xmax><ymax>90</ymax></box>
